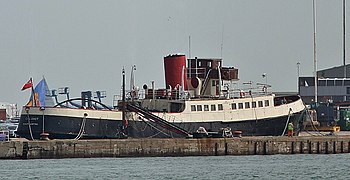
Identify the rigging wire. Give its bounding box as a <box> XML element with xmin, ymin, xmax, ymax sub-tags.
<box><xmin>26</xmin><ymin>111</ymin><xmax>35</xmax><ymax>140</ymax></box>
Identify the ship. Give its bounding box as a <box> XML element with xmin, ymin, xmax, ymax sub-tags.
<box><xmin>16</xmin><ymin>54</ymin><xmax>306</xmax><ymax>140</ymax></box>
<box><xmin>16</xmin><ymin>81</ymin><xmax>127</xmax><ymax>140</ymax></box>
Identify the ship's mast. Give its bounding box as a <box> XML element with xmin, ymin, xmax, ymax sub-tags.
<box><xmin>122</xmin><ymin>68</ymin><xmax>127</xmax><ymax>132</ymax></box>
<box><xmin>344</xmin><ymin>0</ymin><xmax>346</xmax><ymax>78</ymax></box>
<box><xmin>313</xmin><ymin>0</ymin><xmax>318</xmax><ymax>103</ymax></box>
<box><xmin>189</xmin><ymin>36</ymin><xmax>191</xmax><ymax>78</ymax></box>
<box><xmin>221</xmin><ymin>24</ymin><xmax>224</xmax><ymax>58</ymax></box>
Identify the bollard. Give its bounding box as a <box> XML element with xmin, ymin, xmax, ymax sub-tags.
<box><xmin>233</xmin><ymin>131</ymin><xmax>242</xmax><ymax>138</ymax></box>
<box><xmin>40</xmin><ymin>133</ymin><xmax>50</xmax><ymax>140</ymax></box>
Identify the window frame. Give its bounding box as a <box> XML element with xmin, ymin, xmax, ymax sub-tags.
<box><xmin>265</xmin><ymin>100</ymin><xmax>269</xmax><ymax>107</ymax></box>
<box><xmin>211</xmin><ymin>104</ymin><xmax>216</xmax><ymax>111</ymax></box>
<box><xmin>245</xmin><ymin>102</ymin><xmax>250</xmax><ymax>109</ymax></box>
<box><xmin>204</xmin><ymin>105</ymin><xmax>209</xmax><ymax>111</ymax></box>
<box><xmin>252</xmin><ymin>101</ymin><xmax>256</xmax><ymax>108</ymax></box>
<box><xmin>191</xmin><ymin>105</ymin><xmax>196</xmax><ymax>111</ymax></box>
<box><xmin>197</xmin><ymin>105</ymin><xmax>202</xmax><ymax>111</ymax></box>
<box><xmin>231</xmin><ymin>103</ymin><xmax>236</xmax><ymax>110</ymax></box>
<box><xmin>218</xmin><ymin>104</ymin><xmax>223</xmax><ymax>111</ymax></box>
<box><xmin>238</xmin><ymin>103</ymin><xmax>244</xmax><ymax>109</ymax></box>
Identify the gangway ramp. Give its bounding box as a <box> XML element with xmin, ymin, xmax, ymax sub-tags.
<box><xmin>126</xmin><ymin>104</ymin><xmax>192</xmax><ymax>137</ymax></box>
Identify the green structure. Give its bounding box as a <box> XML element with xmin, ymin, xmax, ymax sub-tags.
<box><xmin>338</xmin><ymin>109</ymin><xmax>350</xmax><ymax>131</ymax></box>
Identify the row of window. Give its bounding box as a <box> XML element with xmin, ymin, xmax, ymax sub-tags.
<box><xmin>318</xmin><ymin>80</ymin><xmax>350</xmax><ymax>86</ymax></box>
<box><xmin>232</xmin><ymin>100</ymin><xmax>269</xmax><ymax>110</ymax></box>
<box><xmin>190</xmin><ymin>100</ymin><xmax>270</xmax><ymax>112</ymax></box>
<box><xmin>301</xmin><ymin>79</ymin><xmax>350</xmax><ymax>87</ymax></box>
<box><xmin>191</xmin><ymin>104</ymin><xmax>223</xmax><ymax>112</ymax></box>
<box><xmin>302</xmin><ymin>95</ymin><xmax>350</xmax><ymax>102</ymax></box>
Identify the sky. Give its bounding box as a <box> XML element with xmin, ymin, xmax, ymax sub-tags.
<box><xmin>0</xmin><ymin>0</ymin><xmax>348</xmax><ymax>106</ymax></box>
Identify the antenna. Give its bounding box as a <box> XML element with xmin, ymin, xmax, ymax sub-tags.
<box><xmin>189</xmin><ymin>35</ymin><xmax>191</xmax><ymax>59</ymax></box>
<box><xmin>221</xmin><ymin>24</ymin><xmax>224</xmax><ymax>58</ymax></box>
<box><xmin>188</xmin><ymin>35</ymin><xmax>191</xmax><ymax>79</ymax></box>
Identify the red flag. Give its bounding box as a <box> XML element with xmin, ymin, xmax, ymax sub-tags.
<box><xmin>21</xmin><ymin>78</ymin><xmax>33</xmax><ymax>91</ymax></box>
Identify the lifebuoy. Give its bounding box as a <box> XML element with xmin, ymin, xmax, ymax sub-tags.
<box><xmin>239</xmin><ymin>90</ymin><xmax>246</xmax><ymax>98</ymax></box>
<box><xmin>143</xmin><ymin>84</ymin><xmax>148</xmax><ymax>90</ymax></box>
<box><xmin>167</xmin><ymin>90</ymin><xmax>172</xmax><ymax>97</ymax></box>
<box><xmin>130</xmin><ymin>91</ymin><xmax>137</xmax><ymax>98</ymax></box>
<box><xmin>191</xmin><ymin>77</ymin><xmax>200</xmax><ymax>88</ymax></box>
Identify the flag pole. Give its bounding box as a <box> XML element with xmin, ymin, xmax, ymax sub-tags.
<box><xmin>30</xmin><ymin>77</ymin><xmax>36</xmax><ymax>107</ymax></box>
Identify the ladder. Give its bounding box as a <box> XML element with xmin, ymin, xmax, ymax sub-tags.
<box><xmin>126</xmin><ymin>104</ymin><xmax>191</xmax><ymax>137</ymax></box>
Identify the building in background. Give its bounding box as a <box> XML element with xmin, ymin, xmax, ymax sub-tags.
<box><xmin>0</xmin><ymin>102</ymin><xmax>19</xmax><ymax>121</ymax></box>
<box><xmin>299</xmin><ymin>65</ymin><xmax>350</xmax><ymax>104</ymax></box>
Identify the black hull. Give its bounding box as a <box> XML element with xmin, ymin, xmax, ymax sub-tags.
<box><xmin>16</xmin><ymin>112</ymin><xmax>303</xmax><ymax>140</ymax></box>
<box><xmin>16</xmin><ymin>114</ymin><xmax>126</xmax><ymax>140</ymax></box>
<box><xmin>128</xmin><ymin>113</ymin><xmax>303</xmax><ymax>138</ymax></box>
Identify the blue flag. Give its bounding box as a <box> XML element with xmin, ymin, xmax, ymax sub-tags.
<box><xmin>26</xmin><ymin>79</ymin><xmax>46</xmax><ymax>107</ymax></box>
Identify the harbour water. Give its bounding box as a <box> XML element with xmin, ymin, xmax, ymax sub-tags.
<box><xmin>1</xmin><ymin>154</ymin><xmax>350</xmax><ymax>179</ymax></box>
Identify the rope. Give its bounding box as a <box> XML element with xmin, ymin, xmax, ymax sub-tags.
<box><xmin>26</xmin><ymin>111</ymin><xmax>35</xmax><ymax>140</ymax></box>
<box><xmin>304</xmin><ymin>107</ymin><xmax>324</xmax><ymax>136</ymax></box>
<box><xmin>298</xmin><ymin>103</ymin><xmax>326</xmax><ymax>136</ymax></box>
<box><xmin>146</xmin><ymin>131</ymin><xmax>162</xmax><ymax>138</ymax></box>
<box><xmin>42</xmin><ymin>109</ymin><xmax>45</xmax><ymax>134</ymax></box>
<box><xmin>281</xmin><ymin>108</ymin><xmax>292</xmax><ymax>136</ymax></box>
<box><xmin>138</xmin><ymin>116</ymin><xmax>173</xmax><ymax>138</ymax></box>
<box><xmin>294</xmin><ymin>108</ymin><xmax>307</xmax><ymax>136</ymax></box>
<box><xmin>74</xmin><ymin>114</ymin><xmax>87</xmax><ymax>140</ymax></box>
<box><xmin>128</xmin><ymin>113</ymin><xmax>172</xmax><ymax>138</ymax></box>
<box><xmin>130</xmin><ymin>114</ymin><xmax>149</xmax><ymax>132</ymax></box>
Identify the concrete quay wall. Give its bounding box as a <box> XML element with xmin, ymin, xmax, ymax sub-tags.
<box><xmin>1</xmin><ymin>136</ymin><xmax>350</xmax><ymax>159</ymax></box>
